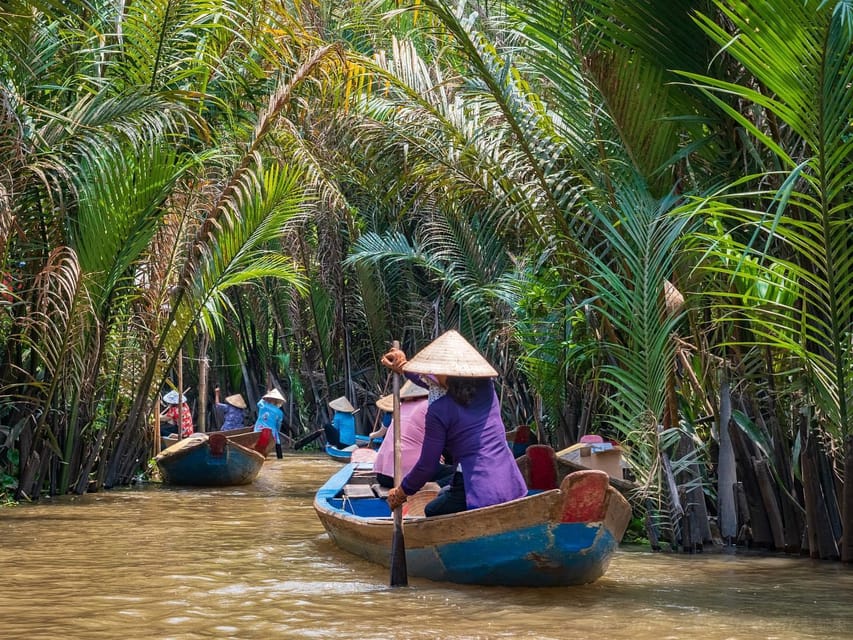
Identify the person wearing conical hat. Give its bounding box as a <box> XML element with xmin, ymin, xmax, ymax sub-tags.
<box><xmin>160</xmin><ymin>389</ymin><xmax>194</xmax><ymax>438</ymax></box>
<box><xmin>372</xmin><ymin>380</ymin><xmax>455</xmax><ymax>489</ymax></box>
<box><xmin>254</xmin><ymin>388</ymin><xmax>286</xmax><ymax>459</ymax></box>
<box><xmin>381</xmin><ymin>330</ymin><xmax>527</xmax><ymax>517</ymax></box>
<box><xmin>214</xmin><ymin>385</ymin><xmax>247</xmax><ymax>431</ymax></box>
<box><xmin>324</xmin><ymin>396</ymin><xmax>357</xmax><ymax>449</ymax></box>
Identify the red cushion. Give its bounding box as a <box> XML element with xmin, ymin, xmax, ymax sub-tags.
<box><xmin>209</xmin><ymin>432</ymin><xmax>227</xmax><ymax>457</ymax></box>
<box><xmin>526</xmin><ymin>444</ymin><xmax>558</xmax><ymax>490</ymax></box>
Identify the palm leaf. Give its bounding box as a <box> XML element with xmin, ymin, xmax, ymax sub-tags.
<box><xmin>685</xmin><ymin>0</ymin><xmax>853</xmax><ymax>436</ymax></box>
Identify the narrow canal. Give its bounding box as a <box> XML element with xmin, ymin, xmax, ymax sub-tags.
<box><xmin>1</xmin><ymin>454</ymin><xmax>850</xmax><ymax>639</ymax></box>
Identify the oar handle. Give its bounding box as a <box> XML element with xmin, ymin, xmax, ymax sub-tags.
<box><xmin>389</xmin><ymin>339</ymin><xmax>408</xmax><ymax>587</ymax></box>
<box><xmin>392</xmin><ymin>340</ymin><xmax>402</xmax><ymax>486</ymax></box>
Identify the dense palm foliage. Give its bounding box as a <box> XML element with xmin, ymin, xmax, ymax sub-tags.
<box><xmin>1</xmin><ymin>0</ymin><xmax>850</xmax><ymax>563</ymax></box>
<box><xmin>0</xmin><ymin>0</ymin><xmax>332</xmax><ymax>495</ymax></box>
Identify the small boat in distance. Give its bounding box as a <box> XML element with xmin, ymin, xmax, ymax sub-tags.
<box><xmin>216</xmin><ymin>426</ymin><xmax>276</xmax><ymax>456</ymax></box>
<box><xmin>325</xmin><ymin>442</ymin><xmax>358</xmax><ymax>462</ymax></box>
<box><xmin>161</xmin><ymin>426</ymin><xmax>275</xmax><ymax>457</ymax></box>
<box><xmin>313</xmin><ymin>445</ymin><xmax>632</xmax><ymax>586</ymax></box>
<box><xmin>155</xmin><ymin>431</ymin><xmax>268</xmax><ymax>486</ymax></box>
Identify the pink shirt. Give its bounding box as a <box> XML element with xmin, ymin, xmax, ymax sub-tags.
<box><xmin>401</xmin><ymin>380</ymin><xmax>527</xmax><ymax>510</ymax></box>
<box><xmin>373</xmin><ymin>398</ymin><xmax>428</xmax><ymax>479</ymax></box>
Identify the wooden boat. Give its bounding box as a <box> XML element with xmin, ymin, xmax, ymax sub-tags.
<box><xmin>217</xmin><ymin>426</ymin><xmax>277</xmax><ymax>456</ymax></box>
<box><xmin>505</xmin><ymin>424</ymin><xmax>537</xmax><ymax>457</ymax></box>
<box><xmin>161</xmin><ymin>427</ymin><xmax>276</xmax><ymax>457</ymax></box>
<box><xmin>557</xmin><ymin>436</ymin><xmax>624</xmax><ymax>479</ymax></box>
<box><xmin>355</xmin><ymin>434</ymin><xmax>383</xmax><ymax>448</ymax></box>
<box><xmin>519</xmin><ymin>443</ymin><xmax>636</xmax><ymax>496</ymax></box>
<box><xmin>325</xmin><ymin>442</ymin><xmax>358</xmax><ymax>462</ymax></box>
<box><xmin>155</xmin><ymin>432</ymin><xmax>266</xmax><ymax>486</ymax></box>
<box><xmin>313</xmin><ymin>445</ymin><xmax>632</xmax><ymax>586</ymax></box>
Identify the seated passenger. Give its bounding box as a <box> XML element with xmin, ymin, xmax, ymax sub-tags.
<box><xmin>214</xmin><ymin>385</ymin><xmax>247</xmax><ymax>431</ymax></box>
<box><xmin>382</xmin><ymin>330</ymin><xmax>527</xmax><ymax>517</ymax></box>
<box><xmin>160</xmin><ymin>389</ymin><xmax>194</xmax><ymax>438</ymax></box>
<box><xmin>372</xmin><ymin>380</ymin><xmax>454</xmax><ymax>489</ymax></box>
<box><xmin>324</xmin><ymin>396</ymin><xmax>357</xmax><ymax>448</ymax></box>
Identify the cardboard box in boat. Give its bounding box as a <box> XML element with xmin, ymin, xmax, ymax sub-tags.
<box><xmin>557</xmin><ymin>442</ymin><xmax>624</xmax><ymax>480</ymax></box>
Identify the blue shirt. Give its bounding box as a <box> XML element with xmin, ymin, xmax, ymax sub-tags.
<box><xmin>333</xmin><ymin>411</ymin><xmax>356</xmax><ymax>446</ymax></box>
<box><xmin>216</xmin><ymin>402</ymin><xmax>245</xmax><ymax>431</ymax></box>
<box><xmin>254</xmin><ymin>399</ymin><xmax>284</xmax><ymax>444</ymax></box>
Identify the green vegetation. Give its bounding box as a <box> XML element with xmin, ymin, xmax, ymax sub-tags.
<box><xmin>1</xmin><ymin>0</ymin><xmax>850</xmax><ymax>563</ymax></box>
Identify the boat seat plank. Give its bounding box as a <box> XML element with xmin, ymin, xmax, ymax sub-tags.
<box><xmin>371</xmin><ymin>483</ymin><xmax>389</xmax><ymax>498</ymax></box>
<box><xmin>343</xmin><ymin>484</ymin><xmax>376</xmax><ymax>499</ymax></box>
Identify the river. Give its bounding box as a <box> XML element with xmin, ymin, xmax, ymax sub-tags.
<box><xmin>0</xmin><ymin>453</ymin><xmax>850</xmax><ymax>639</ymax></box>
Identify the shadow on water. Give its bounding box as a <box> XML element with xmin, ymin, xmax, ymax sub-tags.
<box><xmin>0</xmin><ymin>453</ymin><xmax>850</xmax><ymax>640</ymax></box>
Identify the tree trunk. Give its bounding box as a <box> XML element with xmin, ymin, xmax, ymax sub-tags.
<box><xmin>761</xmin><ymin>402</ymin><xmax>803</xmax><ymax>552</ymax></box>
<box><xmin>752</xmin><ymin>457</ymin><xmax>785</xmax><ymax>550</ymax></box>
<box><xmin>678</xmin><ymin>432</ymin><xmax>713</xmax><ymax>548</ymax></box>
<box><xmin>818</xmin><ymin>445</ymin><xmax>843</xmax><ymax>544</ymax></box>
<box><xmin>717</xmin><ymin>376</ymin><xmax>737</xmax><ymax>543</ymax></box>
<box><xmin>660</xmin><ymin>447</ymin><xmax>684</xmax><ymax>549</ymax></box>
<box><xmin>729</xmin><ymin>401</ymin><xmax>774</xmax><ymax>547</ymax></box>
<box><xmin>735</xmin><ymin>482</ymin><xmax>752</xmax><ymax>546</ymax></box>
<box><xmin>801</xmin><ymin>432</ymin><xmax>839</xmax><ymax>559</ymax></box>
<box><xmin>843</xmin><ymin>434</ymin><xmax>853</xmax><ymax>562</ymax></box>
<box><xmin>644</xmin><ymin>499</ymin><xmax>662</xmax><ymax>551</ymax></box>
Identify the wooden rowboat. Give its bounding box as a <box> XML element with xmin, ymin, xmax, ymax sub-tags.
<box><xmin>216</xmin><ymin>426</ymin><xmax>276</xmax><ymax>456</ymax></box>
<box><xmin>325</xmin><ymin>442</ymin><xmax>358</xmax><ymax>462</ymax></box>
<box><xmin>155</xmin><ymin>432</ymin><xmax>266</xmax><ymax>486</ymax></box>
<box><xmin>313</xmin><ymin>445</ymin><xmax>632</xmax><ymax>586</ymax></box>
<box><xmin>516</xmin><ymin>444</ymin><xmax>636</xmax><ymax>496</ymax></box>
<box><xmin>161</xmin><ymin>427</ymin><xmax>276</xmax><ymax>457</ymax></box>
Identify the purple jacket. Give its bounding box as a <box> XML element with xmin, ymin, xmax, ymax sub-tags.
<box><xmin>400</xmin><ymin>380</ymin><xmax>527</xmax><ymax>510</ymax></box>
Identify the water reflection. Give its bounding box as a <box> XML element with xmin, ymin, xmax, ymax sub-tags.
<box><xmin>1</xmin><ymin>454</ymin><xmax>850</xmax><ymax>640</ymax></box>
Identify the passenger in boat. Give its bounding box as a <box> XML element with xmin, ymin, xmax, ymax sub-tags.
<box><xmin>323</xmin><ymin>396</ymin><xmax>357</xmax><ymax>449</ymax></box>
<box><xmin>214</xmin><ymin>385</ymin><xmax>247</xmax><ymax>431</ymax></box>
<box><xmin>160</xmin><ymin>390</ymin><xmax>194</xmax><ymax>438</ymax></box>
<box><xmin>372</xmin><ymin>380</ymin><xmax>455</xmax><ymax>488</ymax></box>
<box><xmin>381</xmin><ymin>330</ymin><xmax>528</xmax><ymax>517</ymax></box>
<box><xmin>368</xmin><ymin>410</ymin><xmax>392</xmax><ymax>440</ymax></box>
<box><xmin>255</xmin><ymin>388</ymin><xmax>285</xmax><ymax>459</ymax></box>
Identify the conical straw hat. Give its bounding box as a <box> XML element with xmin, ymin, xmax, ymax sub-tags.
<box><xmin>162</xmin><ymin>390</ymin><xmax>187</xmax><ymax>404</ymax></box>
<box><xmin>376</xmin><ymin>380</ymin><xmax>428</xmax><ymax>412</ymax></box>
<box><xmin>225</xmin><ymin>393</ymin><xmax>247</xmax><ymax>409</ymax></box>
<box><xmin>262</xmin><ymin>388</ymin><xmax>285</xmax><ymax>404</ymax></box>
<box><xmin>403</xmin><ymin>330</ymin><xmax>498</xmax><ymax>378</ymax></box>
<box><xmin>375</xmin><ymin>394</ymin><xmax>393</xmax><ymax>414</ymax></box>
<box><xmin>328</xmin><ymin>396</ymin><xmax>356</xmax><ymax>413</ymax></box>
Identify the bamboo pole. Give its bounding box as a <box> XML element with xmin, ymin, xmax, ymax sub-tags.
<box><xmin>198</xmin><ymin>333</ymin><xmax>209</xmax><ymax>432</ymax></box>
<box><xmin>154</xmin><ymin>396</ymin><xmax>161</xmax><ymax>456</ymax></box>
<box><xmin>177</xmin><ymin>348</ymin><xmax>184</xmax><ymax>441</ymax></box>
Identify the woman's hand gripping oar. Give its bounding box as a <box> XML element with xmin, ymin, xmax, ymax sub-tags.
<box><xmin>388</xmin><ymin>340</ymin><xmax>408</xmax><ymax>587</ymax></box>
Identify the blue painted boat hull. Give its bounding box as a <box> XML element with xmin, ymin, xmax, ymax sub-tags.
<box><xmin>354</xmin><ymin>434</ymin><xmax>382</xmax><ymax>448</ymax></box>
<box><xmin>155</xmin><ymin>434</ymin><xmax>265</xmax><ymax>486</ymax></box>
<box><xmin>325</xmin><ymin>442</ymin><xmax>357</xmax><ymax>462</ymax></box>
<box><xmin>313</xmin><ymin>460</ymin><xmax>631</xmax><ymax>586</ymax></box>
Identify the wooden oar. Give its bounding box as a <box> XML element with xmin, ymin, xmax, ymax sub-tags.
<box><xmin>389</xmin><ymin>340</ymin><xmax>408</xmax><ymax>587</ymax></box>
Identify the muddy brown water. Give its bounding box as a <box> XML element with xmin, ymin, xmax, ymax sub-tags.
<box><xmin>1</xmin><ymin>453</ymin><xmax>850</xmax><ymax>639</ymax></box>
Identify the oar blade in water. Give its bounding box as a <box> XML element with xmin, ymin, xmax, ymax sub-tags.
<box><xmin>390</xmin><ymin>516</ymin><xmax>408</xmax><ymax>587</ymax></box>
